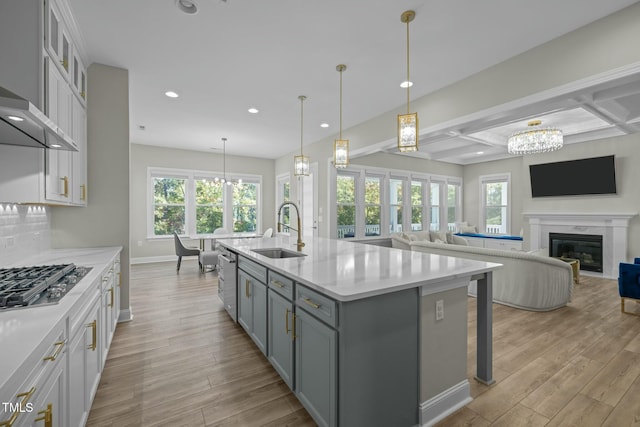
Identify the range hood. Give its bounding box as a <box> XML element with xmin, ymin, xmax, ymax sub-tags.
<box><xmin>0</xmin><ymin>86</ymin><xmax>78</xmax><ymax>151</ymax></box>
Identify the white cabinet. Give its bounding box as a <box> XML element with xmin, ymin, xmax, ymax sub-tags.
<box><xmin>462</xmin><ymin>235</ymin><xmax>523</xmax><ymax>251</ymax></box>
<box><xmin>71</xmin><ymin>96</ymin><xmax>87</xmax><ymax>205</ymax></box>
<box><xmin>101</xmin><ymin>265</ymin><xmax>117</xmax><ymax>367</ymax></box>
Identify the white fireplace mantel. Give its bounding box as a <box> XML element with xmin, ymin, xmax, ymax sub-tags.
<box><xmin>523</xmin><ymin>212</ymin><xmax>637</xmax><ymax>278</ymax></box>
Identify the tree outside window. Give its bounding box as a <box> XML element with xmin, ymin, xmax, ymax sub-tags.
<box><xmin>484</xmin><ymin>181</ymin><xmax>508</xmax><ymax>234</ymax></box>
<box><xmin>389</xmin><ymin>178</ymin><xmax>403</xmax><ymax>233</ymax></box>
<box><xmin>411</xmin><ymin>181</ymin><xmax>423</xmax><ymax>231</ymax></box>
<box><xmin>447</xmin><ymin>183</ymin><xmax>460</xmax><ymax>232</ymax></box>
<box><xmin>337</xmin><ymin>175</ymin><xmax>356</xmax><ymax>238</ymax></box>
<box><xmin>233</xmin><ymin>183</ymin><xmax>258</xmax><ymax>232</ymax></box>
<box><xmin>195</xmin><ymin>178</ymin><xmax>223</xmax><ymax>234</ymax></box>
<box><xmin>365</xmin><ymin>176</ymin><xmax>381</xmax><ymax>236</ymax></box>
<box><xmin>153</xmin><ymin>177</ymin><xmax>186</xmax><ymax>235</ymax></box>
<box><xmin>430</xmin><ymin>182</ymin><xmax>441</xmax><ymax>231</ymax></box>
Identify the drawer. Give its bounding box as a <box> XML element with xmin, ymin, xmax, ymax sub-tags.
<box><xmin>295</xmin><ymin>284</ymin><xmax>338</xmax><ymax>328</ymax></box>
<box><xmin>268</xmin><ymin>271</ymin><xmax>294</xmax><ymax>300</ymax></box>
<box><xmin>238</xmin><ymin>256</ymin><xmax>267</xmax><ymax>283</ymax></box>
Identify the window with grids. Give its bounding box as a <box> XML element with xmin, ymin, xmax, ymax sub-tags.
<box><xmin>152</xmin><ymin>175</ymin><xmax>187</xmax><ymax>236</ymax></box>
<box><xmin>447</xmin><ymin>183</ymin><xmax>461</xmax><ymax>232</ymax></box>
<box><xmin>336</xmin><ymin>174</ymin><xmax>357</xmax><ymax>239</ymax></box>
<box><xmin>389</xmin><ymin>178</ymin><xmax>404</xmax><ymax>233</ymax></box>
<box><xmin>195</xmin><ymin>178</ymin><xmax>224</xmax><ymax>234</ymax></box>
<box><xmin>365</xmin><ymin>176</ymin><xmax>381</xmax><ymax>236</ymax></box>
<box><xmin>411</xmin><ymin>181</ymin><xmax>424</xmax><ymax>231</ymax></box>
<box><xmin>276</xmin><ymin>174</ymin><xmax>291</xmax><ymax>232</ymax></box>
<box><xmin>430</xmin><ymin>182</ymin><xmax>442</xmax><ymax>231</ymax></box>
<box><xmin>481</xmin><ymin>174</ymin><xmax>510</xmax><ymax>234</ymax></box>
<box><xmin>233</xmin><ymin>182</ymin><xmax>259</xmax><ymax>232</ymax></box>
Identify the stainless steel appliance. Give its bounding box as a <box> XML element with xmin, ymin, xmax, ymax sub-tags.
<box><xmin>0</xmin><ymin>86</ymin><xmax>78</xmax><ymax>151</ymax></box>
<box><xmin>0</xmin><ymin>264</ymin><xmax>91</xmax><ymax>310</ymax></box>
<box><xmin>218</xmin><ymin>251</ymin><xmax>237</xmax><ymax>322</ymax></box>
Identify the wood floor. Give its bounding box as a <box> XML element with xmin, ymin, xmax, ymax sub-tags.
<box><xmin>87</xmin><ymin>261</ymin><xmax>640</xmax><ymax>427</ymax></box>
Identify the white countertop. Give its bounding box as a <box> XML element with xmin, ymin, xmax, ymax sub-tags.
<box><xmin>0</xmin><ymin>246</ymin><xmax>122</xmax><ymax>391</ymax></box>
<box><xmin>220</xmin><ymin>236</ymin><xmax>501</xmax><ymax>301</ymax></box>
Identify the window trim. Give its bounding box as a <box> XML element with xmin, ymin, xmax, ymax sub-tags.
<box><xmin>479</xmin><ymin>173</ymin><xmax>511</xmax><ymax>235</ymax></box>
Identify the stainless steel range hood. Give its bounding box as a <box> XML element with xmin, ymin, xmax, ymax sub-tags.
<box><xmin>0</xmin><ymin>86</ymin><xmax>78</xmax><ymax>151</ymax></box>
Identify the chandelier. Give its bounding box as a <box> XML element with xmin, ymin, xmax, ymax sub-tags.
<box><xmin>294</xmin><ymin>95</ymin><xmax>310</xmax><ymax>176</ymax></box>
<box><xmin>334</xmin><ymin>64</ymin><xmax>349</xmax><ymax>168</ymax></box>
<box><xmin>397</xmin><ymin>10</ymin><xmax>418</xmax><ymax>152</ymax></box>
<box><xmin>507</xmin><ymin>120</ymin><xmax>563</xmax><ymax>155</ymax></box>
<box><xmin>214</xmin><ymin>138</ymin><xmax>242</xmax><ymax>185</ymax></box>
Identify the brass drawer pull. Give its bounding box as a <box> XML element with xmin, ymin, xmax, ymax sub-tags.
<box><xmin>80</xmin><ymin>184</ymin><xmax>86</xmax><ymax>201</ymax></box>
<box><xmin>272</xmin><ymin>280</ymin><xmax>285</xmax><ymax>288</ymax></box>
<box><xmin>303</xmin><ymin>297</ymin><xmax>321</xmax><ymax>309</ymax></box>
<box><xmin>108</xmin><ymin>287</ymin><xmax>114</xmax><ymax>307</ymax></box>
<box><xmin>245</xmin><ymin>279</ymin><xmax>250</xmax><ymax>298</ymax></box>
<box><xmin>285</xmin><ymin>308</ymin><xmax>290</xmax><ymax>335</ymax></box>
<box><xmin>34</xmin><ymin>403</ymin><xmax>52</xmax><ymax>427</ymax></box>
<box><xmin>117</xmin><ymin>272</ymin><xmax>122</xmax><ymax>287</ymax></box>
<box><xmin>1</xmin><ymin>387</ymin><xmax>36</xmax><ymax>427</ymax></box>
<box><xmin>43</xmin><ymin>341</ymin><xmax>65</xmax><ymax>362</ymax></box>
<box><xmin>291</xmin><ymin>313</ymin><xmax>297</xmax><ymax>341</ymax></box>
<box><xmin>87</xmin><ymin>319</ymin><xmax>97</xmax><ymax>351</ymax></box>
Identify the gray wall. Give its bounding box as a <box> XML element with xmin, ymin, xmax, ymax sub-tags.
<box><xmin>51</xmin><ymin>64</ymin><xmax>131</xmax><ymax>313</ymax></box>
<box><xmin>130</xmin><ymin>143</ymin><xmax>275</xmax><ymax>260</ymax></box>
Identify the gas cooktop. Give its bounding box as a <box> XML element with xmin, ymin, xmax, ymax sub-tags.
<box><xmin>0</xmin><ymin>264</ymin><xmax>92</xmax><ymax>311</ymax></box>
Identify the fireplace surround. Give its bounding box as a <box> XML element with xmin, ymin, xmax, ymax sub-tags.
<box><xmin>549</xmin><ymin>232</ymin><xmax>603</xmax><ymax>272</ymax></box>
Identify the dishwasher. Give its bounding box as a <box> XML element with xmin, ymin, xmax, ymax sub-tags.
<box><xmin>218</xmin><ymin>250</ymin><xmax>237</xmax><ymax>322</ymax></box>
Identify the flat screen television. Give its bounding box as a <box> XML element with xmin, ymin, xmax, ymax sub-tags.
<box><xmin>529</xmin><ymin>155</ymin><xmax>617</xmax><ymax>197</ymax></box>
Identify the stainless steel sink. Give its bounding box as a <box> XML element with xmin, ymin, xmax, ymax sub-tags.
<box><xmin>251</xmin><ymin>248</ymin><xmax>307</xmax><ymax>259</ymax></box>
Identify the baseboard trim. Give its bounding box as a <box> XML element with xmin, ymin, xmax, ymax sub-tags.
<box><xmin>419</xmin><ymin>380</ymin><xmax>472</xmax><ymax>427</ymax></box>
<box><xmin>118</xmin><ymin>307</ymin><xmax>134</xmax><ymax>323</ymax></box>
<box><xmin>131</xmin><ymin>255</ymin><xmax>176</xmax><ymax>265</ymax></box>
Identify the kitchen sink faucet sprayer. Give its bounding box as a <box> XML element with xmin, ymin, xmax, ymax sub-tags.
<box><xmin>277</xmin><ymin>201</ymin><xmax>305</xmax><ymax>252</ymax></box>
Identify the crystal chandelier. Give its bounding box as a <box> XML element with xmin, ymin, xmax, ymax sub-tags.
<box><xmin>334</xmin><ymin>64</ymin><xmax>349</xmax><ymax>168</ymax></box>
<box><xmin>294</xmin><ymin>95</ymin><xmax>310</xmax><ymax>176</ymax></box>
<box><xmin>507</xmin><ymin>120</ymin><xmax>563</xmax><ymax>155</ymax></box>
<box><xmin>397</xmin><ymin>10</ymin><xmax>418</xmax><ymax>153</ymax></box>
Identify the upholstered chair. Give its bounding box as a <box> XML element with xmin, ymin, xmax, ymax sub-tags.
<box><xmin>618</xmin><ymin>258</ymin><xmax>640</xmax><ymax>316</ymax></box>
<box><xmin>173</xmin><ymin>231</ymin><xmax>200</xmax><ymax>272</ymax></box>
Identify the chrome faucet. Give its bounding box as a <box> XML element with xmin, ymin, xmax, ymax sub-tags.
<box><xmin>277</xmin><ymin>201</ymin><xmax>305</xmax><ymax>252</ymax></box>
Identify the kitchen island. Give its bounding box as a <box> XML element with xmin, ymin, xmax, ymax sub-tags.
<box><xmin>219</xmin><ymin>235</ymin><xmax>501</xmax><ymax>427</ymax></box>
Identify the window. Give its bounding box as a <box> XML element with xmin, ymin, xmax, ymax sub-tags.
<box><xmin>389</xmin><ymin>178</ymin><xmax>404</xmax><ymax>233</ymax></box>
<box><xmin>148</xmin><ymin>167</ymin><xmax>262</xmax><ymax>237</ymax></box>
<box><xmin>152</xmin><ymin>175</ymin><xmax>187</xmax><ymax>235</ymax></box>
<box><xmin>429</xmin><ymin>182</ymin><xmax>443</xmax><ymax>231</ymax></box>
<box><xmin>233</xmin><ymin>182</ymin><xmax>259</xmax><ymax>232</ymax></box>
<box><xmin>195</xmin><ymin>178</ymin><xmax>223</xmax><ymax>234</ymax></box>
<box><xmin>336</xmin><ymin>174</ymin><xmax>356</xmax><ymax>239</ymax></box>
<box><xmin>447</xmin><ymin>182</ymin><xmax>461</xmax><ymax>232</ymax></box>
<box><xmin>276</xmin><ymin>174</ymin><xmax>291</xmax><ymax>232</ymax></box>
<box><xmin>411</xmin><ymin>181</ymin><xmax>425</xmax><ymax>231</ymax></box>
<box><xmin>365</xmin><ymin>176</ymin><xmax>381</xmax><ymax>236</ymax></box>
<box><xmin>480</xmin><ymin>174</ymin><xmax>510</xmax><ymax>234</ymax></box>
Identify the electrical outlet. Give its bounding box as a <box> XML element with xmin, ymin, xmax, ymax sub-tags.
<box><xmin>435</xmin><ymin>299</ymin><xmax>444</xmax><ymax>321</ymax></box>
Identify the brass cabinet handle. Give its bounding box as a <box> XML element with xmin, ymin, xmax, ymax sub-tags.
<box><xmin>43</xmin><ymin>341</ymin><xmax>65</xmax><ymax>362</ymax></box>
<box><xmin>291</xmin><ymin>313</ymin><xmax>297</xmax><ymax>341</ymax></box>
<box><xmin>59</xmin><ymin>176</ymin><xmax>69</xmax><ymax>197</ymax></box>
<box><xmin>302</xmin><ymin>297</ymin><xmax>321</xmax><ymax>309</ymax></box>
<box><xmin>272</xmin><ymin>280</ymin><xmax>285</xmax><ymax>288</ymax></box>
<box><xmin>285</xmin><ymin>308</ymin><xmax>290</xmax><ymax>335</ymax></box>
<box><xmin>34</xmin><ymin>403</ymin><xmax>53</xmax><ymax>427</ymax></box>
<box><xmin>87</xmin><ymin>319</ymin><xmax>97</xmax><ymax>351</ymax></box>
<box><xmin>108</xmin><ymin>287</ymin><xmax>114</xmax><ymax>307</ymax></box>
<box><xmin>80</xmin><ymin>184</ymin><xmax>86</xmax><ymax>201</ymax></box>
<box><xmin>0</xmin><ymin>387</ymin><xmax>36</xmax><ymax>427</ymax></box>
<box><xmin>245</xmin><ymin>279</ymin><xmax>250</xmax><ymax>298</ymax></box>
<box><xmin>117</xmin><ymin>272</ymin><xmax>122</xmax><ymax>287</ymax></box>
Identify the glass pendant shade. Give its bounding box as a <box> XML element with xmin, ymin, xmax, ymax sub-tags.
<box><xmin>398</xmin><ymin>112</ymin><xmax>418</xmax><ymax>152</ymax></box>
<box><xmin>507</xmin><ymin>120</ymin><xmax>563</xmax><ymax>155</ymax></box>
<box><xmin>294</xmin><ymin>154</ymin><xmax>309</xmax><ymax>176</ymax></box>
<box><xmin>334</xmin><ymin>139</ymin><xmax>349</xmax><ymax>168</ymax></box>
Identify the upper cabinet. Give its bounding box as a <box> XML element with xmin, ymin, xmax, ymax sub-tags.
<box><xmin>0</xmin><ymin>0</ymin><xmax>88</xmax><ymax>206</ymax></box>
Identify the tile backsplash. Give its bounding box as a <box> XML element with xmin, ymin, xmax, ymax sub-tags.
<box><xmin>0</xmin><ymin>204</ymin><xmax>51</xmax><ymax>266</ymax></box>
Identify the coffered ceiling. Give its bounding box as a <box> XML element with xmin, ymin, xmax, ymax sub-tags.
<box><xmin>67</xmin><ymin>0</ymin><xmax>640</xmax><ymax>163</ymax></box>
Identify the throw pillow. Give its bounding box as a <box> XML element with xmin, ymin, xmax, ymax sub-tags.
<box><xmin>445</xmin><ymin>231</ymin><xmax>454</xmax><ymax>244</ymax></box>
<box><xmin>460</xmin><ymin>225</ymin><xmax>477</xmax><ymax>233</ymax></box>
<box><xmin>429</xmin><ymin>230</ymin><xmax>447</xmax><ymax>242</ymax></box>
<box><xmin>434</xmin><ymin>238</ymin><xmax>447</xmax><ymax>244</ymax></box>
<box><xmin>408</xmin><ymin>234</ymin><xmax>418</xmax><ymax>242</ymax></box>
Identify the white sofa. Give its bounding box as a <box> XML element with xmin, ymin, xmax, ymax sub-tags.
<box><xmin>391</xmin><ymin>232</ymin><xmax>573</xmax><ymax>311</ymax></box>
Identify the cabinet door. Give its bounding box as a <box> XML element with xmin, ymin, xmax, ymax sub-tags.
<box><xmin>68</xmin><ymin>330</ymin><xmax>86</xmax><ymax>427</ymax></box>
<box><xmin>295</xmin><ymin>309</ymin><xmax>337</xmax><ymax>427</ymax></box>
<box><xmin>28</xmin><ymin>356</ymin><xmax>66</xmax><ymax>427</ymax></box>
<box><xmin>267</xmin><ymin>290</ymin><xmax>294</xmax><ymax>388</ymax></box>
<box><xmin>251</xmin><ymin>280</ymin><xmax>267</xmax><ymax>355</ymax></box>
<box><xmin>237</xmin><ymin>270</ymin><xmax>253</xmax><ymax>334</ymax></box>
<box><xmin>71</xmin><ymin>96</ymin><xmax>87</xmax><ymax>205</ymax></box>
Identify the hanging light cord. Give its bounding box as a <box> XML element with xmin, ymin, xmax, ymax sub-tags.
<box><xmin>339</xmin><ymin>68</ymin><xmax>343</xmax><ymax>140</ymax></box>
<box><xmin>406</xmin><ymin>16</ymin><xmax>411</xmax><ymax>114</ymax></box>
<box><xmin>222</xmin><ymin>137</ymin><xmax>226</xmax><ymax>181</ymax></box>
<box><xmin>299</xmin><ymin>96</ymin><xmax>305</xmax><ymax>155</ymax></box>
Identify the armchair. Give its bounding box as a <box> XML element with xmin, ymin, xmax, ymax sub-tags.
<box><xmin>618</xmin><ymin>258</ymin><xmax>640</xmax><ymax>316</ymax></box>
<box><xmin>173</xmin><ymin>232</ymin><xmax>201</xmax><ymax>272</ymax></box>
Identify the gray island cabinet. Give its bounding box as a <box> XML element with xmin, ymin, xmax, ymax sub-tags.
<box><xmin>223</xmin><ymin>236</ymin><xmax>500</xmax><ymax>427</ymax></box>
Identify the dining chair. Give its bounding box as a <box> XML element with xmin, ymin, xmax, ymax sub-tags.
<box><xmin>263</xmin><ymin>228</ymin><xmax>273</xmax><ymax>238</ymax></box>
<box><xmin>200</xmin><ymin>228</ymin><xmax>229</xmax><ymax>272</ymax></box>
<box><xmin>173</xmin><ymin>231</ymin><xmax>200</xmax><ymax>272</ymax></box>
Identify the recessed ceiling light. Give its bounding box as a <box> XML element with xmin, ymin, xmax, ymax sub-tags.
<box><xmin>165</xmin><ymin>91</ymin><xmax>179</xmax><ymax>98</ymax></box>
<box><xmin>477</xmin><ymin>151</ymin><xmax>484</xmax><ymax>155</ymax></box>
<box><xmin>7</xmin><ymin>115</ymin><xmax>24</xmax><ymax>122</ymax></box>
<box><xmin>320</xmin><ymin>123</ymin><xmax>330</xmax><ymax>128</ymax></box>
<box><xmin>176</xmin><ymin>0</ymin><xmax>198</xmax><ymax>14</ymax></box>
<box><xmin>248</xmin><ymin>108</ymin><xmax>259</xmax><ymax>114</ymax></box>
<box><xmin>400</xmin><ymin>81</ymin><xmax>413</xmax><ymax>88</ymax></box>
<box><xmin>138</xmin><ymin>125</ymin><xmax>146</xmax><ymax>131</ymax></box>
<box><xmin>50</xmin><ymin>144</ymin><xmax>62</xmax><ymax>148</ymax></box>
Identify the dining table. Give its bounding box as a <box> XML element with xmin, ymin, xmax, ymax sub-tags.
<box><xmin>189</xmin><ymin>231</ymin><xmax>260</xmax><ymax>250</ymax></box>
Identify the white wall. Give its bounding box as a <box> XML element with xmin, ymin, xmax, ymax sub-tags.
<box><xmin>130</xmin><ymin>143</ymin><xmax>275</xmax><ymax>260</ymax></box>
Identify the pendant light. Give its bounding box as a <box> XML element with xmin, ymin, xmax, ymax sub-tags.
<box><xmin>214</xmin><ymin>137</ymin><xmax>241</xmax><ymax>186</ymax></box>
<box><xmin>294</xmin><ymin>95</ymin><xmax>310</xmax><ymax>176</ymax></box>
<box><xmin>334</xmin><ymin>64</ymin><xmax>349</xmax><ymax>168</ymax></box>
<box><xmin>397</xmin><ymin>10</ymin><xmax>418</xmax><ymax>152</ymax></box>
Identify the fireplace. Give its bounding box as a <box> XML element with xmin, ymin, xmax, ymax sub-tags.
<box><xmin>549</xmin><ymin>233</ymin><xmax>603</xmax><ymax>272</ymax></box>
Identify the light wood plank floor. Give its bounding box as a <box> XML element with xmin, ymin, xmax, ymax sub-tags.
<box><xmin>87</xmin><ymin>261</ymin><xmax>640</xmax><ymax>427</ymax></box>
